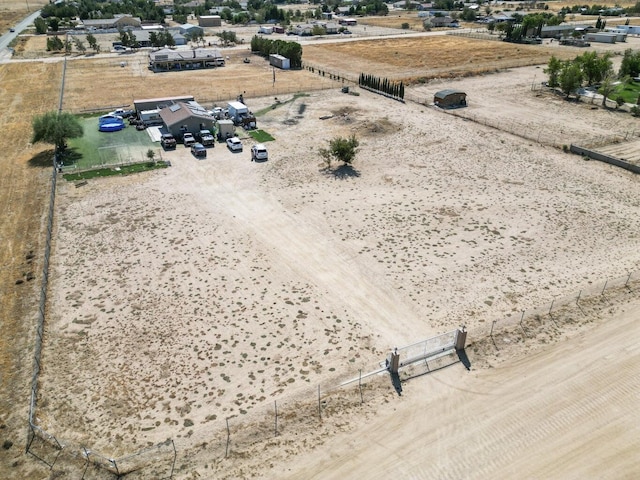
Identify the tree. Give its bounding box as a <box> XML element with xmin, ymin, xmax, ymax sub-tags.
<box><xmin>31</xmin><ymin>111</ymin><xmax>83</xmax><ymax>151</ymax></box>
<box><xmin>48</xmin><ymin>17</ymin><xmax>59</xmax><ymax>32</ymax></box>
<box><xmin>559</xmin><ymin>61</ymin><xmax>583</xmax><ymax>98</ymax></box>
<box><xmin>46</xmin><ymin>36</ymin><xmax>64</xmax><ymax>52</ymax></box>
<box><xmin>598</xmin><ymin>74</ymin><xmax>616</xmax><ymax>107</ymax></box>
<box><xmin>319</xmin><ymin>135</ymin><xmax>359</xmax><ymax>167</ymax></box>
<box><xmin>576</xmin><ymin>51</ymin><xmax>611</xmax><ymax>86</ymax></box>
<box><xmin>544</xmin><ymin>55</ymin><xmax>562</xmax><ymax>88</ymax></box>
<box><xmin>34</xmin><ymin>17</ymin><xmax>47</xmax><ymax>34</ymax></box>
<box><xmin>73</xmin><ymin>37</ymin><xmax>86</xmax><ymax>54</ymax></box>
<box><xmin>86</xmin><ymin>33</ymin><xmax>100</xmax><ymax>53</ymax></box>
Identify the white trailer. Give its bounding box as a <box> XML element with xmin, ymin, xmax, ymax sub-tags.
<box><xmin>140</xmin><ymin>109</ymin><xmax>162</xmax><ymax>125</ymax></box>
<box><xmin>227</xmin><ymin>101</ymin><xmax>248</xmax><ymax>122</ymax></box>
<box><xmin>269</xmin><ymin>54</ymin><xmax>290</xmax><ymax>70</ymax></box>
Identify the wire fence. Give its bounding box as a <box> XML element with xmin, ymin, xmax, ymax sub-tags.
<box><xmin>486</xmin><ymin>270</ymin><xmax>638</xmax><ymax>349</ymax></box>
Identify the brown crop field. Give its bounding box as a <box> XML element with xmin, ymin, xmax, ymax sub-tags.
<box><xmin>303</xmin><ymin>35</ymin><xmax>575</xmax><ymax>82</ymax></box>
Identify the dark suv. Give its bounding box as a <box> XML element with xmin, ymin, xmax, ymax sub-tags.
<box><xmin>160</xmin><ymin>133</ymin><xmax>177</xmax><ymax>149</ymax></box>
<box><xmin>191</xmin><ymin>143</ymin><xmax>207</xmax><ymax>158</ymax></box>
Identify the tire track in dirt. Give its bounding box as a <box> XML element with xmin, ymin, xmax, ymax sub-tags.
<box><xmin>169</xmin><ymin>158</ymin><xmax>425</xmax><ymax>348</ymax></box>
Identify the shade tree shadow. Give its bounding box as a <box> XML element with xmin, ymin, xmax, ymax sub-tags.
<box><xmin>321</xmin><ymin>163</ymin><xmax>361</xmax><ymax>179</ymax></box>
<box><xmin>28</xmin><ymin>149</ymin><xmax>56</xmax><ymax>168</ymax></box>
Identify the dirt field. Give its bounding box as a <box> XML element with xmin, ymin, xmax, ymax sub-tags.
<box><xmin>39</xmin><ymin>66</ymin><xmax>640</xmax><ymax>478</ymax></box>
<box><xmin>1</xmin><ymin>15</ymin><xmax>640</xmax><ymax>479</ymax></box>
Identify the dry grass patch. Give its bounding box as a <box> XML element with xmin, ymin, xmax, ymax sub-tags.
<box><xmin>60</xmin><ymin>50</ymin><xmax>335</xmax><ymax>112</ymax></box>
<box><xmin>304</xmin><ymin>36</ymin><xmax>572</xmax><ymax>82</ymax></box>
<box><xmin>0</xmin><ymin>61</ymin><xmax>62</xmax><ymax>478</ymax></box>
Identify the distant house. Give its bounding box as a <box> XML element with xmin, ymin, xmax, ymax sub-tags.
<box><xmin>179</xmin><ymin>23</ymin><xmax>204</xmax><ymax>37</ymax></box>
<box><xmin>430</xmin><ymin>16</ymin><xmax>458</xmax><ymax>28</ymax></box>
<box><xmin>148</xmin><ymin>48</ymin><xmax>225</xmax><ymax>71</ymax></box>
<box><xmin>320</xmin><ymin>22</ymin><xmax>339</xmax><ymax>34</ymax></box>
<box><xmin>82</xmin><ymin>14</ymin><xmax>141</xmax><ymax>30</ymax></box>
<box><xmin>293</xmin><ymin>24</ymin><xmax>314</xmax><ymax>36</ymax></box>
<box><xmin>159</xmin><ymin>101</ymin><xmax>216</xmax><ymax>139</ymax></box>
<box><xmin>128</xmin><ymin>29</ymin><xmax>186</xmax><ymax>47</ymax></box>
<box><xmin>434</xmin><ymin>89</ymin><xmax>467</xmax><ymax>108</ymax></box>
<box><xmin>338</xmin><ymin>17</ymin><xmax>357</xmax><ymax>26</ymax></box>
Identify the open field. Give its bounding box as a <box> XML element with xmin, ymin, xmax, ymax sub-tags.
<box><xmin>304</xmin><ymin>35</ymin><xmax>581</xmax><ymax>81</ymax></box>
<box><xmin>59</xmin><ymin>51</ymin><xmax>334</xmax><ymax>112</ymax></box>
<box><xmin>1</xmin><ymin>18</ymin><xmax>640</xmax><ymax>479</ymax></box>
<box><xmin>0</xmin><ymin>61</ymin><xmax>62</xmax><ymax>478</ymax></box>
<box><xmin>38</xmin><ymin>64</ymin><xmax>640</xmax><ymax>478</ymax></box>
<box><xmin>0</xmin><ymin>1</ymin><xmax>48</xmax><ymax>33</ymax></box>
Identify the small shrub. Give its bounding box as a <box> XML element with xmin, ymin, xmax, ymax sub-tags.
<box><xmin>562</xmin><ymin>144</ymin><xmax>569</xmax><ymax>153</ymax></box>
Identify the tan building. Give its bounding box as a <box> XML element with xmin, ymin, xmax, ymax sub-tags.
<box><xmin>198</xmin><ymin>15</ymin><xmax>222</xmax><ymax>27</ymax></box>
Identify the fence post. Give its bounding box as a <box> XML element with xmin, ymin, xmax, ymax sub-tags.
<box><xmin>225</xmin><ymin>418</ymin><xmax>230</xmax><ymax>458</ymax></box>
<box><xmin>359</xmin><ymin>369</ymin><xmax>363</xmax><ymax>405</ymax></box>
<box><xmin>170</xmin><ymin>439</ymin><xmax>177</xmax><ymax>479</ymax></box>
<box><xmin>625</xmin><ymin>272</ymin><xmax>632</xmax><ymax>288</ymax></box>
<box><xmin>318</xmin><ymin>385</ymin><xmax>322</xmax><ymax>421</ymax></box>
<box><xmin>601</xmin><ymin>279</ymin><xmax>608</xmax><ymax>296</ymax></box>
<box><xmin>520</xmin><ymin>310</ymin><xmax>526</xmax><ymax>336</ymax></box>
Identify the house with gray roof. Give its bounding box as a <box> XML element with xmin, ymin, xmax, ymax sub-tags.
<box><xmin>82</xmin><ymin>14</ymin><xmax>141</xmax><ymax>30</ymax></box>
<box><xmin>148</xmin><ymin>47</ymin><xmax>224</xmax><ymax>71</ymax></box>
<box><xmin>159</xmin><ymin>101</ymin><xmax>215</xmax><ymax>139</ymax></box>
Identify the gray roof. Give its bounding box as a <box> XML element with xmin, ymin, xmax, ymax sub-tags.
<box><xmin>149</xmin><ymin>48</ymin><xmax>223</xmax><ymax>62</ymax></box>
<box><xmin>434</xmin><ymin>89</ymin><xmax>466</xmax><ymax>99</ymax></box>
<box><xmin>159</xmin><ymin>101</ymin><xmax>212</xmax><ymax>127</ymax></box>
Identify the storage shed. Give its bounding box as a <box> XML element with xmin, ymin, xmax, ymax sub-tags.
<box><xmin>198</xmin><ymin>15</ymin><xmax>222</xmax><ymax>27</ymax></box>
<box><xmin>434</xmin><ymin>89</ymin><xmax>467</xmax><ymax>108</ymax></box>
<box><xmin>269</xmin><ymin>54</ymin><xmax>290</xmax><ymax>70</ymax></box>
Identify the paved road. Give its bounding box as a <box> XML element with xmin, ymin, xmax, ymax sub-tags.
<box><xmin>0</xmin><ymin>10</ymin><xmax>41</xmax><ymax>58</ymax></box>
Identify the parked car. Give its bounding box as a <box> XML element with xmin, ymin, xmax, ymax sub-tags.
<box><xmin>226</xmin><ymin>136</ymin><xmax>243</xmax><ymax>152</ymax></box>
<box><xmin>197</xmin><ymin>129</ymin><xmax>215</xmax><ymax>147</ymax></box>
<box><xmin>183</xmin><ymin>133</ymin><xmax>196</xmax><ymax>147</ymax></box>
<box><xmin>109</xmin><ymin>109</ymin><xmax>135</xmax><ymax>119</ymax></box>
<box><xmin>191</xmin><ymin>143</ymin><xmax>207</xmax><ymax>158</ymax></box>
<box><xmin>160</xmin><ymin>133</ymin><xmax>177</xmax><ymax>149</ymax></box>
<box><xmin>9</xmin><ymin>28</ymin><xmax>15</xmax><ymax>33</ymax></box>
<box><xmin>251</xmin><ymin>144</ymin><xmax>268</xmax><ymax>161</ymax></box>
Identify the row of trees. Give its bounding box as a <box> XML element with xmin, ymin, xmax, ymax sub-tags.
<box><xmin>358</xmin><ymin>73</ymin><xmax>405</xmax><ymax>100</ymax></box>
<box><xmin>544</xmin><ymin>51</ymin><xmax>638</xmax><ymax>107</ymax></box>
<box><xmin>250</xmin><ymin>36</ymin><xmax>302</xmax><ymax>68</ymax></box>
<box><xmin>41</xmin><ymin>0</ymin><xmax>165</xmax><ymax>23</ymax></box>
<box><xmin>45</xmin><ymin>34</ymin><xmax>100</xmax><ymax>53</ymax></box>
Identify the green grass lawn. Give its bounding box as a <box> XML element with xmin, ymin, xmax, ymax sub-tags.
<box><xmin>248</xmin><ymin>129</ymin><xmax>275</xmax><ymax>142</ymax></box>
<box><xmin>612</xmin><ymin>81</ymin><xmax>640</xmax><ymax>104</ymax></box>
<box><xmin>63</xmin><ymin>161</ymin><xmax>169</xmax><ymax>181</ymax></box>
<box><xmin>65</xmin><ymin>116</ymin><xmax>157</xmax><ymax>170</ymax></box>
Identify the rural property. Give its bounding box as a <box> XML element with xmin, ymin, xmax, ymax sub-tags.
<box><xmin>1</xmin><ymin>3</ymin><xmax>640</xmax><ymax>479</ymax></box>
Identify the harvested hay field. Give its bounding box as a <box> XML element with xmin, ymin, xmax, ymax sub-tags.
<box><xmin>303</xmin><ymin>35</ymin><xmax>573</xmax><ymax>82</ymax></box>
<box><xmin>61</xmin><ymin>50</ymin><xmax>336</xmax><ymax>112</ymax></box>
<box><xmin>0</xmin><ymin>61</ymin><xmax>62</xmax><ymax>478</ymax></box>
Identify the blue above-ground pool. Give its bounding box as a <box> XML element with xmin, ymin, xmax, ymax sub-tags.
<box><xmin>99</xmin><ymin>122</ymin><xmax>125</xmax><ymax>132</ymax></box>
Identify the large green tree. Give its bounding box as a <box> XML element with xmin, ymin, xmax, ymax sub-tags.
<box><xmin>559</xmin><ymin>61</ymin><xmax>584</xmax><ymax>98</ymax></box>
<box><xmin>31</xmin><ymin>111</ymin><xmax>83</xmax><ymax>152</ymax></box>
<box><xmin>544</xmin><ymin>55</ymin><xmax>563</xmax><ymax>88</ymax></box>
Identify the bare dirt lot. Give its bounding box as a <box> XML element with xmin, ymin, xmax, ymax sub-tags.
<box><xmin>39</xmin><ymin>66</ymin><xmax>640</xmax><ymax>478</ymax></box>
<box><xmin>1</xmin><ymin>20</ymin><xmax>640</xmax><ymax>479</ymax></box>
